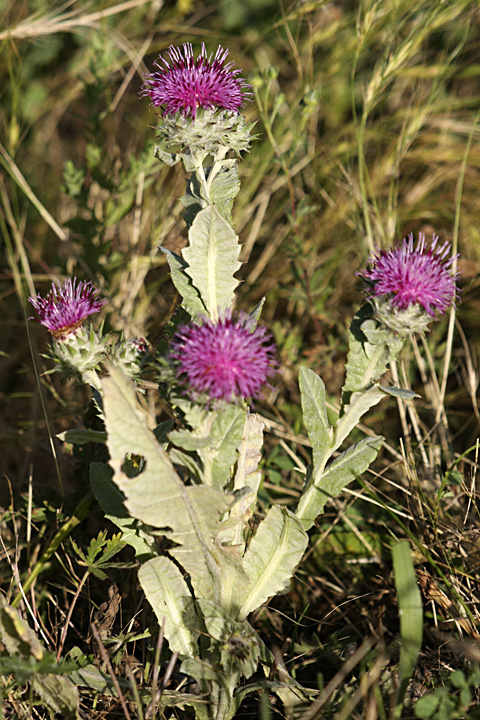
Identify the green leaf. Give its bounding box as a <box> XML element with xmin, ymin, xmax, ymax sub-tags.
<box><xmin>379</xmin><ymin>385</ymin><xmax>420</xmax><ymax>400</ymax></box>
<box><xmin>228</xmin><ymin>413</ymin><xmax>265</xmax><ymax>549</ymax></box>
<box><xmin>180</xmin><ymin>657</ymin><xmax>226</xmax><ymax>687</ymax></box>
<box><xmin>296</xmin><ymin>436</ymin><xmax>383</xmax><ymax>530</ymax></box>
<box><xmin>153</xmin><ymin>146</ymin><xmax>182</xmax><ymax>167</ymax></box>
<box><xmin>235</xmin><ymin>680</ymin><xmax>316</xmax><ymax>713</ymax></box>
<box><xmin>234</xmin><ymin>412</ymin><xmax>264</xmax><ymax>496</ymax></box>
<box><xmin>0</xmin><ymin>594</ymin><xmax>44</xmax><ymax>660</ymax></box>
<box><xmin>168</xmin><ymin>448</ymin><xmax>203</xmax><ymax>481</ymax></box>
<box><xmin>168</xmin><ymin>430</ymin><xmax>210</xmax><ymax>451</ymax></box>
<box><xmin>334</xmin><ymin>385</ymin><xmax>388</xmax><ymax>450</ymax></box>
<box><xmin>183</xmin><ymin>204</ymin><xmax>241</xmax><ymax>319</ymax></box>
<box><xmin>57</xmin><ymin>429</ymin><xmax>107</xmax><ymax>445</ymax></box>
<box><xmin>0</xmin><ymin>598</ymin><xmax>79</xmax><ymax>717</ymax></box>
<box><xmin>161</xmin><ymin>247</ymin><xmax>207</xmax><ymax>322</ymax></box>
<box><xmin>414</xmin><ymin>694</ymin><xmax>440</xmax><ymax>718</ymax></box>
<box><xmin>299</xmin><ymin>366</ymin><xmax>333</xmax><ymax>465</ymax></box>
<box><xmin>249</xmin><ymin>297</ymin><xmax>266</xmax><ymax>326</ymax></box>
<box><xmin>198</xmin><ymin>405</ymin><xmax>247</xmax><ymax>489</ymax></box>
<box><xmin>181</xmin><ymin>171</ymin><xmax>207</xmax><ymax>228</ymax></box>
<box><xmin>153</xmin><ymin>419</ymin><xmax>175</xmax><ymax>445</ymax></box>
<box><xmin>209</xmin><ymin>162</ymin><xmax>240</xmax><ymax>225</ymax></box>
<box><xmin>342</xmin><ymin>305</ymin><xmax>404</xmax><ymax>398</ymax></box>
<box><xmin>181</xmin><ymin>163</ymin><xmax>239</xmax><ymax>228</ymax></box>
<box><xmin>239</xmin><ymin>506</ymin><xmax>308</xmax><ymax>619</ymax></box>
<box><xmin>196</xmin><ymin>599</ymin><xmax>261</xmax><ymax>681</ymax></box>
<box><xmin>33</xmin><ymin>674</ymin><xmax>79</xmax><ymax>719</ymax></box>
<box><xmin>450</xmin><ymin>669</ymin><xmax>467</xmax><ymax>688</ymax></box>
<box><xmin>90</xmin><ymin>462</ymin><xmax>156</xmax><ymax>558</ymax></box>
<box><xmin>138</xmin><ymin>556</ymin><xmax>200</xmax><ymax>659</ymax></box>
<box><xmin>393</xmin><ymin>540</ymin><xmax>423</xmax><ymax>719</ymax></box>
<box><xmin>101</xmin><ymin>367</ymin><xmax>247</xmax><ymax>613</ymax></box>
<box><xmin>68</xmin><ymin>662</ymin><xmax>112</xmax><ymax>693</ymax></box>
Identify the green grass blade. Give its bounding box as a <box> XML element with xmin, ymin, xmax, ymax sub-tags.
<box><xmin>392</xmin><ymin>539</ymin><xmax>423</xmax><ymax>719</ymax></box>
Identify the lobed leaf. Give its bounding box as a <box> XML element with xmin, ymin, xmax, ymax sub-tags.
<box><xmin>230</xmin><ymin>412</ymin><xmax>265</xmax><ymax>548</ymax></box>
<box><xmin>342</xmin><ymin>306</ymin><xmax>404</xmax><ymax>398</ymax></box>
<box><xmin>181</xmin><ymin>162</ymin><xmax>240</xmax><ymax>228</ymax></box>
<box><xmin>198</xmin><ymin>404</ymin><xmax>247</xmax><ymax>489</ymax></box>
<box><xmin>161</xmin><ymin>247</ymin><xmax>207</xmax><ymax>322</ymax></box>
<box><xmin>183</xmin><ymin>204</ymin><xmax>241</xmax><ymax>319</ymax></box>
<box><xmin>101</xmin><ymin>367</ymin><xmax>247</xmax><ymax>612</ymax></box>
<box><xmin>208</xmin><ymin>161</ymin><xmax>240</xmax><ymax>225</ymax></box>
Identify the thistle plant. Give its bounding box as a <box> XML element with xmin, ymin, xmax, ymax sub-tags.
<box><xmin>170</xmin><ymin>312</ymin><xmax>276</xmax><ymax>402</ymax></box>
<box><xmin>357</xmin><ymin>233</ymin><xmax>459</xmax><ymax>335</ymax></box>
<box><xmin>29</xmin><ymin>278</ymin><xmax>148</xmax><ymax>390</ymax></box>
<box><xmin>27</xmin><ymin>44</ymin><xmax>459</xmax><ymax>720</ymax></box>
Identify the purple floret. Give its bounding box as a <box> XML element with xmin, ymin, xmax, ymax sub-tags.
<box><xmin>170</xmin><ymin>312</ymin><xmax>276</xmax><ymax>402</ymax></box>
<box><xmin>141</xmin><ymin>43</ymin><xmax>252</xmax><ymax>119</ymax></box>
<box><xmin>358</xmin><ymin>233</ymin><xmax>458</xmax><ymax>316</ymax></box>
<box><xmin>29</xmin><ymin>278</ymin><xmax>107</xmax><ymax>339</ymax></box>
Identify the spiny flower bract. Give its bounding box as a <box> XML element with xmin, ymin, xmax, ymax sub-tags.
<box><xmin>142</xmin><ymin>43</ymin><xmax>251</xmax><ymax>119</ymax></box>
<box><xmin>359</xmin><ymin>233</ymin><xmax>458</xmax><ymax>317</ymax></box>
<box><xmin>29</xmin><ymin>278</ymin><xmax>107</xmax><ymax>340</ymax></box>
<box><xmin>170</xmin><ymin>313</ymin><xmax>276</xmax><ymax>402</ymax></box>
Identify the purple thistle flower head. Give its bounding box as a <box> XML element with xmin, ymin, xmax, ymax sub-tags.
<box><xmin>29</xmin><ymin>278</ymin><xmax>107</xmax><ymax>340</ymax></box>
<box><xmin>357</xmin><ymin>233</ymin><xmax>459</xmax><ymax>334</ymax></box>
<box><xmin>170</xmin><ymin>312</ymin><xmax>276</xmax><ymax>403</ymax></box>
<box><xmin>141</xmin><ymin>43</ymin><xmax>252</xmax><ymax>119</ymax></box>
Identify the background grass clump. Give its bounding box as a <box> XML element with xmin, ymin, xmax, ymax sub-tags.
<box><xmin>2</xmin><ymin>0</ymin><xmax>480</xmax><ymax>718</ymax></box>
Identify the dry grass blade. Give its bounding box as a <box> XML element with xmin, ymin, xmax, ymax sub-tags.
<box><xmin>0</xmin><ymin>142</ymin><xmax>67</xmax><ymax>241</ymax></box>
<box><xmin>299</xmin><ymin>636</ymin><xmax>377</xmax><ymax>720</ymax></box>
<box><xmin>90</xmin><ymin>620</ymin><xmax>133</xmax><ymax>720</ymax></box>
<box><xmin>2</xmin><ymin>1</ymin><xmax>480</xmax><ymax>717</ymax></box>
<box><xmin>0</xmin><ymin>0</ymin><xmax>157</xmax><ymax>41</ymax></box>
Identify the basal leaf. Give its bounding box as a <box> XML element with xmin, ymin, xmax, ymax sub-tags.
<box><xmin>68</xmin><ymin>662</ymin><xmax>111</xmax><ymax>693</ymax></box>
<box><xmin>183</xmin><ymin>204</ymin><xmax>241</xmax><ymax>318</ymax></box>
<box><xmin>138</xmin><ymin>556</ymin><xmax>200</xmax><ymax>659</ymax></box>
<box><xmin>238</xmin><ymin>506</ymin><xmax>308</xmax><ymax>619</ymax></box>
<box><xmin>197</xmin><ymin>599</ymin><xmax>261</xmax><ymax>681</ymax></box>
<box><xmin>101</xmin><ymin>368</ymin><xmax>247</xmax><ymax>612</ymax></box>
<box><xmin>180</xmin><ymin>658</ymin><xmax>226</xmax><ymax>687</ymax></box>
